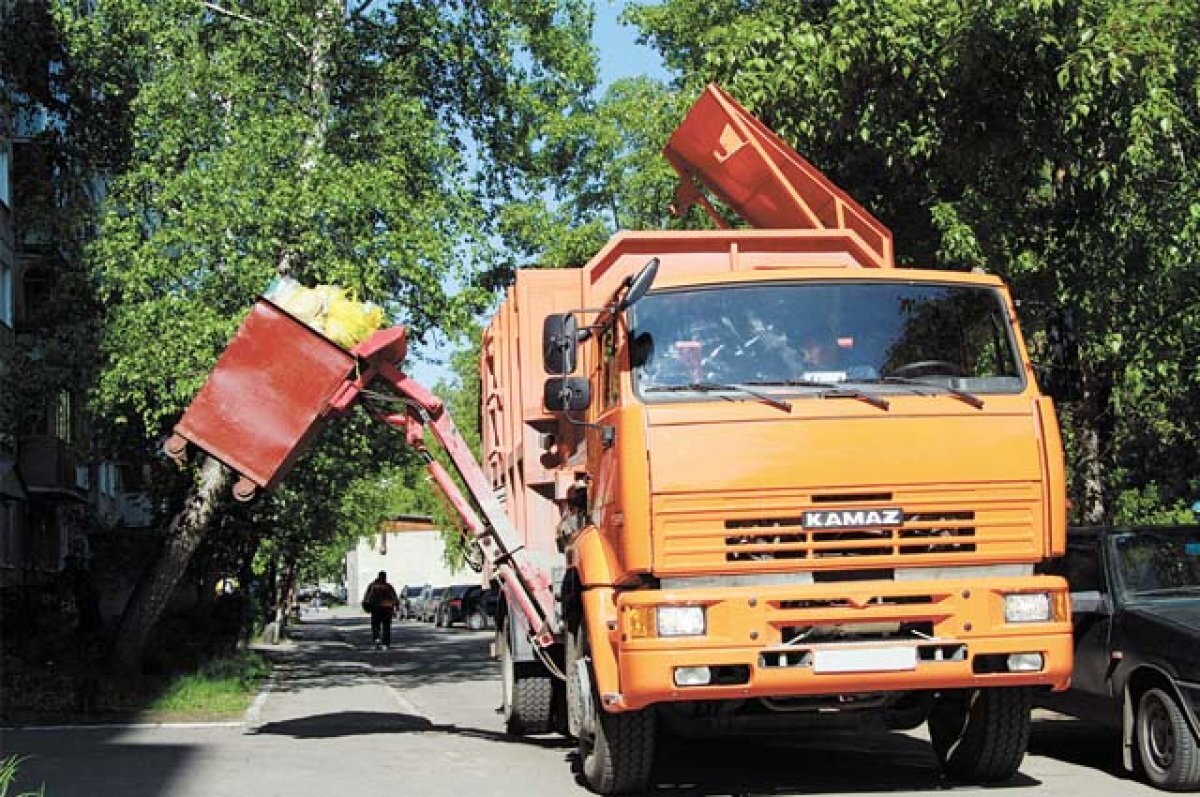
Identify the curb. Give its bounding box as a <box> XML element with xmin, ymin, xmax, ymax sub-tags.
<box><xmin>241</xmin><ymin>673</ymin><xmax>275</xmax><ymax>732</ymax></box>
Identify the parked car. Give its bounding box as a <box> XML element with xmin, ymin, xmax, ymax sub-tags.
<box><xmin>398</xmin><ymin>584</ymin><xmax>424</xmax><ymax>620</ymax></box>
<box><xmin>434</xmin><ymin>584</ymin><xmax>476</xmax><ymax>627</ymax></box>
<box><xmin>464</xmin><ymin>586</ymin><xmax>499</xmax><ymax>630</ymax></box>
<box><xmin>1039</xmin><ymin>526</ymin><xmax>1200</xmax><ymax>790</ymax></box>
<box><xmin>416</xmin><ymin>585</ymin><xmax>446</xmax><ymax>622</ymax></box>
<box><xmin>434</xmin><ymin>584</ymin><xmax>499</xmax><ymax>629</ymax></box>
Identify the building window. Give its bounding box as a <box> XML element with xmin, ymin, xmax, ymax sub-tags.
<box><xmin>0</xmin><ymin>143</ymin><xmax>9</xmax><ymax>208</ymax></box>
<box><xmin>57</xmin><ymin>390</ymin><xmax>71</xmax><ymax>441</ymax></box>
<box><xmin>0</xmin><ymin>260</ymin><xmax>11</xmax><ymax>327</ymax></box>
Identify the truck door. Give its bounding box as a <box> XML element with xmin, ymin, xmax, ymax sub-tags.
<box><xmin>587</xmin><ymin>323</ymin><xmax>623</xmax><ymax>536</ymax></box>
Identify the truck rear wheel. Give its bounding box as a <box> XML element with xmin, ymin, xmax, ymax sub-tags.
<box><xmin>572</xmin><ymin>626</ymin><xmax>655</xmax><ymax>794</ymax></box>
<box><xmin>499</xmin><ymin>620</ymin><xmax>553</xmax><ymax>735</ymax></box>
<box><xmin>928</xmin><ymin>686</ymin><xmax>1031</xmax><ymax>782</ymax></box>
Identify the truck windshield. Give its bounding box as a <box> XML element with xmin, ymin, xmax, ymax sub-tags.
<box><xmin>1110</xmin><ymin>529</ymin><xmax>1200</xmax><ymax>600</ymax></box>
<box><xmin>629</xmin><ymin>281</ymin><xmax>1024</xmax><ymax>397</ymax></box>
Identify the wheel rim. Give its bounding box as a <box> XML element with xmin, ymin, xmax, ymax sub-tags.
<box><xmin>1142</xmin><ymin>693</ymin><xmax>1176</xmax><ymax>772</ymax></box>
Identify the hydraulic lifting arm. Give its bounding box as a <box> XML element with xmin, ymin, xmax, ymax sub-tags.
<box><xmin>353</xmin><ymin>362</ymin><xmax>560</xmax><ymax>648</ymax></box>
<box><xmin>167</xmin><ymin>307</ymin><xmax>560</xmax><ymax>651</ymax></box>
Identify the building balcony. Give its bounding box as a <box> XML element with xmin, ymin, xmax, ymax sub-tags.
<box><xmin>17</xmin><ymin>434</ymin><xmax>87</xmax><ymax>500</ymax></box>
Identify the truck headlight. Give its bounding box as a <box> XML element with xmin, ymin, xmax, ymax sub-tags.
<box><xmin>1004</xmin><ymin>592</ymin><xmax>1052</xmax><ymax>623</ymax></box>
<box><xmin>656</xmin><ymin>605</ymin><xmax>706</xmax><ymax>637</ymax></box>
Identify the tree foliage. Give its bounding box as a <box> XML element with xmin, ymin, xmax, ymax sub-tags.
<box><xmin>628</xmin><ymin>0</ymin><xmax>1200</xmax><ymax>522</ymax></box>
<box><xmin>47</xmin><ymin>0</ymin><xmax>597</xmax><ymax>663</ymax></box>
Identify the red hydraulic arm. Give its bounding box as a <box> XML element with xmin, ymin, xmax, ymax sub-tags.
<box><xmin>168</xmin><ymin>308</ymin><xmax>560</xmax><ymax>650</ymax></box>
<box><xmin>352</xmin><ymin>362</ymin><xmax>560</xmax><ymax>648</ymax></box>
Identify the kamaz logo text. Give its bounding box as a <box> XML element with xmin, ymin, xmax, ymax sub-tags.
<box><xmin>802</xmin><ymin>508</ymin><xmax>904</xmax><ymax>529</ymax></box>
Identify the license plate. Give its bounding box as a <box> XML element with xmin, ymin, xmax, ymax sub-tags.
<box><xmin>812</xmin><ymin>646</ymin><xmax>918</xmax><ymax>673</ymax></box>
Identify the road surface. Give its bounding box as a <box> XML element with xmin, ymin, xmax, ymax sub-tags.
<box><xmin>0</xmin><ymin>608</ymin><xmax>1161</xmax><ymax>796</ymax></box>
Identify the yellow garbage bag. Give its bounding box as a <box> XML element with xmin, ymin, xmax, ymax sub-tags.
<box><xmin>265</xmin><ymin>277</ymin><xmax>384</xmax><ymax>348</ymax></box>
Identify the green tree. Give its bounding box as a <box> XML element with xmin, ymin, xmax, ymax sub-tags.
<box><xmin>55</xmin><ymin>0</ymin><xmax>595</xmax><ymax>669</ymax></box>
<box><xmin>628</xmin><ymin>0</ymin><xmax>1200</xmax><ymax>522</ymax></box>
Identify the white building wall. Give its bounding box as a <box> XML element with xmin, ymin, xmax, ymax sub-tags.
<box><xmin>345</xmin><ymin>530</ymin><xmax>466</xmax><ymax>604</ymax></box>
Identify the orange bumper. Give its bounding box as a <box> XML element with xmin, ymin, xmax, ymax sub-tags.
<box><xmin>594</xmin><ymin>576</ymin><xmax>1072</xmax><ymax>711</ymax></box>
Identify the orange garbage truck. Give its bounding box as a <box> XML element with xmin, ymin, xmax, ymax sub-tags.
<box><xmin>167</xmin><ymin>85</ymin><xmax>1073</xmax><ymax>795</ymax></box>
<box><xmin>479</xmin><ymin>84</ymin><xmax>1072</xmax><ymax>793</ymax></box>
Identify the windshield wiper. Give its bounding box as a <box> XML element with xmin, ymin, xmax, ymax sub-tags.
<box><xmin>644</xmin><ymin>382</ymin><xmax>792</xmax><ymax>413</ymax></box>
<box><xmin>861</xmin><ymin>376</ymin><xmax>985</xmax><ymax>409</ymax></box>
<box><xmin>743</xmin><ymin>380</ymin><xmax>890</xmax><ymax>411</ymax></box>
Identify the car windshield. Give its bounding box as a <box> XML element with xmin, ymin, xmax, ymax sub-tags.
<box><xmin>629</xmin><ymin>281</ymin><xmax>1023</xmax><ymax>397</ymax></box>
<box><xmin>1110</xmin><ymin>529</ymin><xmax>1200</xmax><ymax>599</ymax></box>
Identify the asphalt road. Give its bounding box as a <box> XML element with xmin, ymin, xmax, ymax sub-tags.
<box><xmin>0</xmin><ymin>608</ymin><xmax>1165</xmax><ymax>797</ymax></box>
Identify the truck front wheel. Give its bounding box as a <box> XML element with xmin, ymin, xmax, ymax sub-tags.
<box><xmin>928</xmin><ymin>686</ymin><xmax>1031</xmax><ymax>782</ymax></box>
<box><xmin>499</xmin><ymin>620</ymin><xmax>553</xmax><ymax>735</ymax></box>
<box><xmin>571</xmin><ymin>625</ymin><xmax>655</xmax><ymax>794</ymax></box>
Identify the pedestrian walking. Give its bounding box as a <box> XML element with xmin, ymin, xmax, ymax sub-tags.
<box><xmin>362</xmin><ymin>571</ymin><xmax>399</xmax><ymax>650</ymax></box>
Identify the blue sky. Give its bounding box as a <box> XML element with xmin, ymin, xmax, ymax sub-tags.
<box><xmin>593</xmin><ymin>1</ymin><xmax>670</xmax><ymax>88</ymax></box>
<box><xmin>406</xmin><ymin>2</ymin><xmax>669</xmax><ymax>387</ymax></box>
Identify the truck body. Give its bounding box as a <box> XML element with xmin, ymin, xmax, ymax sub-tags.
<box><xmin>480</xmin><ymin>86</ymin><xmax>1073</xmax><ymax>792</ymax></box>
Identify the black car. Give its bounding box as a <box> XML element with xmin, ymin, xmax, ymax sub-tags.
<box><xmin>462</xmin><ymin>585</ymin><xmax>499</xmax><ymax>630</ymax></box>
<box><xmin>435</xmin><ymin>584</ymin><xmax>498</xmax><ymax>630</ymax></box>
<box><xmin>1040</xmin><ymin>526</ymin><xmax>1200</xmax><ymax>790</ymax></box>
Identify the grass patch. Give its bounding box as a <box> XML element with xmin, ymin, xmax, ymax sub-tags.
<box><xmin>148</xmin><ymin>652</ymin><xmax>269</xmax><ymax>715</ymax></box>
<box><xmin>0</xmin><ymin>755</ymin><xmax>45</xmax><ymax>797</ymax></box>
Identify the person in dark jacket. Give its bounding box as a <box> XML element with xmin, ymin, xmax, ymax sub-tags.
<box><xmin>362</xmin><ymin>571</ymin><xmax>399</xmax><ymax>650</ymax></box>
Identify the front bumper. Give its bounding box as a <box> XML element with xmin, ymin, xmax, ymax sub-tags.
<box><xmin>602</xmin><ymin>576</ymin><xmax>1072</xmax><ymax>711</ymax></box>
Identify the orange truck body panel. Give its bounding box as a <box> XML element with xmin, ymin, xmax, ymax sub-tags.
<box><xmin>480</xmin><ymin>87</ymin><xmax>1071</xmax><ymax>714</ymax></box>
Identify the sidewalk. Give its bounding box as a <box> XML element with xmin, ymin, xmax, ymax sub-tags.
<box><xmin>1</xmin><ymin>608</ymin><xmax>581</xmax><ymax>797</ymax></box>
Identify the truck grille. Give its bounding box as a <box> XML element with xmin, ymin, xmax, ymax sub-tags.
<box><xmin>653</xmin><ymin>484</ymin><xmax>1040</xmax><ymax>575</ymax></box>
<box><xmin>725</xmin><ymin>511</ymin><xmax>976</xmax><ymax>562</ymax></box>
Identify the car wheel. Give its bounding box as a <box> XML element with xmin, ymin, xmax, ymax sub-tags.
<box><xmin>928</xmin><ymin>687</ymin><xmax>1031</xmax><ymax>782</ymax></box>
<box><xmin>435</xmin><ymin>608</ymin><xmax>447</xmax><ymax>628</ymax></box>
<box><xmin>1136</xmin><ymin>687</ymin><xmax>1200</xmax><ymax>790</ymax></box>
<box><xmin>466</xmin><ymin>610</ymin><xmax>486</xmax><ymax>631</ymax></box>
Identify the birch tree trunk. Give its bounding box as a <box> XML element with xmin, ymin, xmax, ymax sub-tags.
<box><xmin>112</xmin><ymin>457</ymin><xmax>232</xmax><ymax>671</ymax></box>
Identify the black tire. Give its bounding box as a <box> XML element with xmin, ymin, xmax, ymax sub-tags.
<box><xmin>928</xmin><ymin>687</ymin><xmax>1031</xmax><ymax>782</ymax></box>
<box><xmin>575</xmin><ymin>626</ymin><xmax>655</xmax><ymax>795</ymax></box>
<box><xmin>1135</xmin><ymin>687</ymin><xmax>1200</xmax><ymax>790</ymax></box>
<box><xmin>466</xmin><ymin>610</ymin><xmax>486</xmax><ymax>631</ymax></box>
<box><xmin>499</xmin><ymin>621</ymin><xmax>553</xmax><ymax>735</ymax></box>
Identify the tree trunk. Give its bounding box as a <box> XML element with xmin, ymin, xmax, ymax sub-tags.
<box><xmin>1077</xmin><ymin>365</ymin><xmax>1114</xmax><ymax>525</ymax></box>
<box><xmin>112</xmin><ymin>457</ymin><xmax>231</xmax><ymax>671</ymax></box>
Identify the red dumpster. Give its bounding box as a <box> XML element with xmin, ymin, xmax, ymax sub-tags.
<box><xmin>169</xmin><ymin>299</ymin><xmax>357</xmax><ymax>496</ymax></box>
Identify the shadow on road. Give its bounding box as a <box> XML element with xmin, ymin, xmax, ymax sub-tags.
<box><xmin>584</xmin><ymin>732</ymin><xmax>1042</xmax><ymax>796</ymax></box>
<box><xmin>1028</xmin><ymin>718</ymin><xmax>1132</xmax><ymax>781</ymax></box>
<box><xmin>252</xmin><ymin>708</ymin><xmax>572</xmax><ymax>751</ymax></box>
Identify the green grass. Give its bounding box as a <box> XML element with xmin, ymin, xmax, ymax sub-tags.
<box><xmin>0</xmin><ymin>756</ymin><xmax>45</xmax><ymax>797</ymax></box>
<box><xmin>147</xmin><ymin>652</ymin><xmax>269</xmax><ymax>715</ymax></box>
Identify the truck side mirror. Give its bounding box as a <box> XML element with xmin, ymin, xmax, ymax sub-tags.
<box><xmin>543</xmin><ymin>313</ymin><xmax>578</xmax><ymax>375</ymax></box>
<box><xmin>1036</xmin><ymin>364</ymin><xmax>1082</xmax><ymax>403</ymax></box>
<box><xmin>543</xmin><ymin>377</ymin><xmax>591</xmax><ymax>412</ymax></box>
<box><xmin>618</xmin><ymin>257</ymin><xmax>659</xmax><ymax>312</ymax></box>
<box><xmin>1039</xmin><ymin>309</ymin><xmax>1082</xmax><ymax>402</ymax></box>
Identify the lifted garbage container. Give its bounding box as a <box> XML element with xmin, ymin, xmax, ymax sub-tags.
<box><xmin>167</xmin><ymin>299</ymin><xmax>358</xmax><ymax>499</ymax></box>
